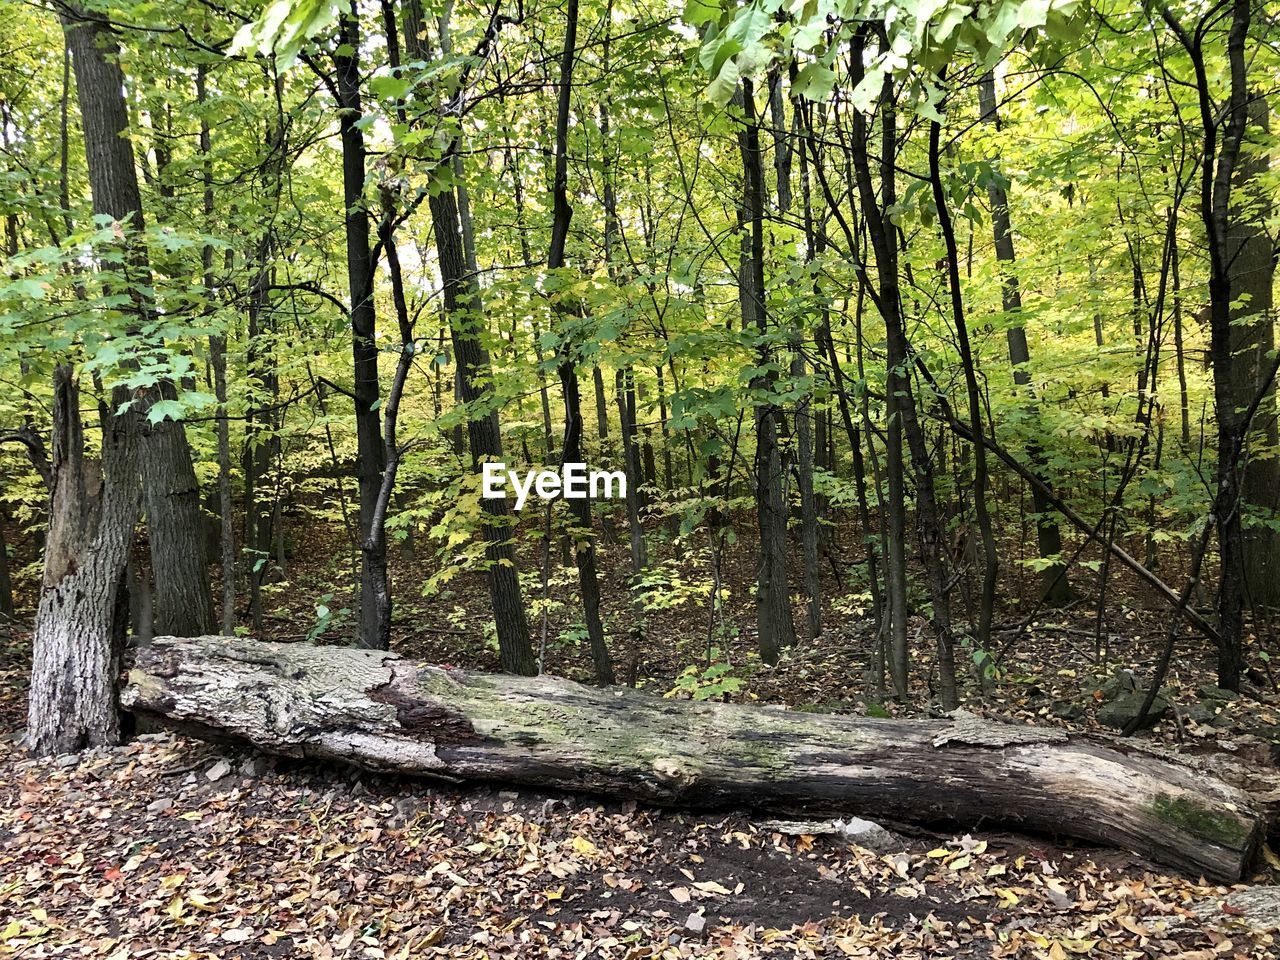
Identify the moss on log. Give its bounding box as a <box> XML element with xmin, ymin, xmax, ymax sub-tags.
<box><xmin>122</xmin><ymin>636</ymin><xmax>1264</xmax><ymax>881</ymax></box>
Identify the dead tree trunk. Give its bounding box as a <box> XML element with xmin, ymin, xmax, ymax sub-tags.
<box><xmin>123</xmin><ymin>635</ymin><xmax>1264</xmax><ymax>882</ymax></box>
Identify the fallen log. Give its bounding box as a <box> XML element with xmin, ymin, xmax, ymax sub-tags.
<box><xmin>122</xmin><ymin>636</ymin><xmax>1264</xmax><ymax>881</ymax></box>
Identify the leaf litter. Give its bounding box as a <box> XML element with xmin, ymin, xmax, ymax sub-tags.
<box><xmin>1</xmin><ymin>730</ymin><xmax>1275</xmax><ymax>958</ymax></box>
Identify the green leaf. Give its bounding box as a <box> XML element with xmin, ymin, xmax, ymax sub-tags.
<box><xmin>369</xmin><ymin>74</ymin><xmax>412</xmax><ymax>101</ymax></box>
<box><xmin>146</xmin><ymin>399</ymin><xmax>185</xmax><ymax>424</ymax></box>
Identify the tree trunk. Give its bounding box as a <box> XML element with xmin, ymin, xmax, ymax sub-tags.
<box><xmin>616</xmin><ymin>369</ymin><xmax>648</xmax><ymax>573</ymax></box>
<box><xmin>978</xmin><ymin>73</ymin><xmax>1072</xmax><ymax>606</ymax></box>
<box><xmin>62</xmin><ymin>5</ymin><xmax>214</xmax><ymax>638</ymax></box>
<box><xmin>1231</xmin><ymin>95</ymin><xmax>1279</xmax><ymax>607</ymax></box>
<box><xmin>593</xmin><ymin>367</ymin><xmax>610</xmax><ymax>450</ymax></box>
<box><xmin>1160</xmin><ymin>0</ymin><xmax>1253</xmax><ymax>689</ymax></box>
<box><xmin>198</xmin><ymin>66</ymin><xmax>236</xmax><ymax>636</ymax></box>
<box><xmin>1171</xmin><ymin>230</ymin><xmax>1192</xmax><ymax>448</ymax></box>
<box><xmin>429</xmin><ymin>188</ymin><xmax>537</xmax><ymax>675</ymax></box>
<box><xmin>335</xmin><ymin>1</ymin><xmax>387</xmax><ymax>649</ymax></box>
<box><xmin>397</xmin><ymin>0</ymin><xmax>536</xmax><ymax>674</ymax></box>
<box><xmin>141</xmin><ymin>415</ymin><xmax>216</xmax><ymax>636</ymax></box>
<box><xmin>29</xmin><ymin>368</ymin><xmax>138</xmax><ymax>755</ymax></box>
<box><xmin>124</xmin><ymin>635</ymin><xmax>1265</xmax><ymax>883</ymax></box>
<box><xmin>929</xmin><ymin>107</ymin><xmax>998</xmax><ymax>663</ymax></box>
<box><xmin>849</xmin><ymin>51</ymin><xmax>954</xmax><ymax>706</ymax></box>
<box><xmin>654</xmin><ymin>366</ymin><xmax>675</xmax><ymax>496</ymax></box>
<box><xmin>770</xmin><ymin>73</ymin><xmax>821</xmax><ymax>643</ymax></box>
<box><xmin>244</xmin><ymin>234</ymin><xmax>278</xmax><ymax>634</ymax></box>
<box><xmin>739</xmin><ymin>79</ymin><xmax>796</xmax><ymax>665</ymax></box>
<box><xmin>547</xmin><ymin>0</ymin><xmax>614</xmax><ymax>685</ymax></box>
<box><xmin>0</xmin><ymin>505</ymin><xmax>12</xmax><ymax>618</ymax></box>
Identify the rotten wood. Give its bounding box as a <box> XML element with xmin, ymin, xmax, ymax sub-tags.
<box><xmin>122</xmin><ymin>636</ymin><xmax>1266</xmax><ymax>882</ymax></box>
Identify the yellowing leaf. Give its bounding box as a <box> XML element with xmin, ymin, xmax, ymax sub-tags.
<box><xmin>1060</xmin><ymin>939</ymin><xmax>1100</xmax><ymax>954</ymax></box>
<box><xmin>570</xmin><ymin>836</ymin><xmax>598</xmax><ymax>857</ymax></box>
<box><xmin>693</xmin><ymin>880</ymin><xmax>732</xmax><ymax>895</ymax></box>
<box><xmin>422</xmin><ymin>926</ymin><xmax>444</xmax><ymax>946</ymax></box>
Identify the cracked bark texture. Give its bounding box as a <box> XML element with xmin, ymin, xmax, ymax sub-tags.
<box><xmin>124</xmin><ymin>636</ymin><xmax>1264</xmax><ymax>881</ymax></box>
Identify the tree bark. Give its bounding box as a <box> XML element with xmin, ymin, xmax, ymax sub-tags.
<box><xmin>739</xmin><ymin>79</ymin><xmax>795</xmax><ymax>665</ymax></box>
<box><xmin>62</xmin><ymin>6</ymin><xmax>214</xmax><ymax>638</ymax></box>
<box><xmin>430</xmin><ymin>188</ymin><xmax>537</xmax><ymax>675</ymax></box>
<box><xmin>334</xmin><ymin>1</ymin><xmax>388</xmax><ymax>649</ymax></box>
<box><xmin>29</xmin><ymin>368</ymin><xmax>138</xmax><ymax>755</ymax></box>
<box><xmin>141</xmin><ymin>413</ymin><xmax>216</xmax><ymax>636</ymax></box>
<box><xmin>616</xmin><ymin>369</ymin><xmax>648</xmax><ymax>573</ymax></box>
<box><xmin>197</xmin><ymin>66</ymin><xmax>236</xmax><ymax>636</ymax></box>
<box><xmin>977</xmin><ymin>73</ymin><xmax>1072</xmax><ymax>607</ymax></box>
<box><xmin>0</xmin><ymin>504</ymin><xmax>13</xmax><ymax>619</ymax></box>
<box><xmin>1160</xmin><ymin>0</ymin><xmax>1253</xmax><ymax>689</ymax></box>
<box><xmin>770</xmin><ymin>72</ymin><xmax>821</xmax><ymax>643</ymax></box>
<box><xmin>243</xmin><ymin>233</ymin><xmax>278</xmax><ymax>634</ymax></box>
<box><xmin>1230</xmin><ymin>95</ymin><xmax>1278</xmax><ymax>607</ymax></box>
<box><xmin>929</xmin><ymin>106</ymin><xmax>997</xmax><ymax>663</ymax></box>
<box><xmin>547</xmin><ymin>0</ymin><xmax>614</xmax><ymax>685</ymax></box>
<box><xmin>848</xmin><ymin>50</ymin><xmax>954</xmax><ymax>706</ymax></box>
<box><xmin>124</xmin><ymin>635</ymin><xmax>1265</xmax><ymax>883</ymax></box>
<box><xmin>395</xmin><ymin>0</ymin><xmax>535</xmax><ymax>673</ymax></box>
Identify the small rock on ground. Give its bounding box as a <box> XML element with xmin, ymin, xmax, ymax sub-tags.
<box><xmin>759</xmin><ymin>816</ymin><xmax>898</xmax><ymax>852</ymax></box>
<box><xmin>1097</xmin><ymin>691</ymin><xmax>1168</xmax><ymax>730</ymax></box>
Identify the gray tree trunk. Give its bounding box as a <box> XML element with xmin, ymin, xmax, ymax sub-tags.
<box><xmin>401</xmin><ymin>0</ymin><xmax>536</xmax><ymax>674</ymax></box>
<box><xmin>29</xmin><ymin>369</ymin><xmax>138</xmax><ymax>755</ymax></box>
<box><xmin>64</xmin><ymin>5</ymin><xmax>214</xmax><ymax>638</ymax></box>
<box><xmin>0</xmin><ymin>504</ymin><xmax>14</xmax><ymax>618</ymax></box>
<box><xmin>547</xmin><ymin>0</ymin><xmax>614</xmax><ymax>684</ymax></box>
<box><xmin>123</xmin><ymin>635</ymin><xmax>1265</xmax><ymax>883</ymax></box>
<box><xmin>197</xmin><ymin>66</ymin><xmax>236</xmax><ymax>636</ymax></box>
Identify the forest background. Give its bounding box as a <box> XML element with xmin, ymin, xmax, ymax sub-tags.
<box><xmin>1</xmin><ymin>0</ymin><xmax>1279</xmax><ymax>751</ymax></box>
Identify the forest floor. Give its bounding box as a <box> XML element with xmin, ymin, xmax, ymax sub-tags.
<box><xmin>3</xmin><ymin>517</ymin><xmax>1280</xmax><ymax>957</ymax></box>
